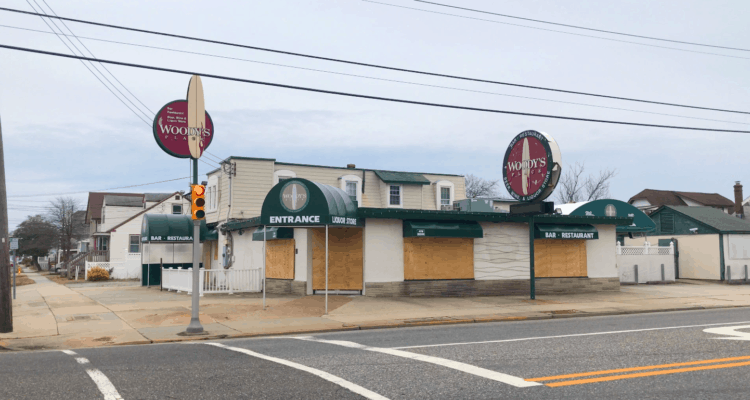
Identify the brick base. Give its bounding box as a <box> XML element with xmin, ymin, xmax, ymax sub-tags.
<box><xmin>265</xmin><ymin>279</ymin><xmax>306</xmax><ymax>295</ymax></box>
<box><xmin>365</xmin><ymin>277</ymin><xmax>620</xmax><ymax>297</ymax></box>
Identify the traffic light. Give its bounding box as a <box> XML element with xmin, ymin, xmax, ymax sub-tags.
<box><xmin>191</xmin><ymin>184</ymin><xmax>206</xmax><ymax>220</ymax></box>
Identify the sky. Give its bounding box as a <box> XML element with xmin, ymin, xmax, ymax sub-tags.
<box><xmin>1</xmin><ymin>0</ymin><xmax>749</xmax><ymax>231</ymax></box>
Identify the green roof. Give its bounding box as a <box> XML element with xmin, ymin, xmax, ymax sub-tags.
<box><xmin>655</xmin><ymin>206</ymin><xmax>750</xmax><ymax>233</ymax></box>
<box><xmin>359</xmin><ymin>208</ymin><xmax>632</xmax><ymax>225</ymax></box>
<box><xmin>374</xmin><ymin>170</ymin><xmax>431</xmax><ymax>185</ymax></box>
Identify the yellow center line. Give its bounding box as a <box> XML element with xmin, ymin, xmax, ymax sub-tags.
<box><xmin>546</xmin><ymin>360</ymin><xmax>750</xmax><ymax>387</ymax></box>
<box><xmin>527</xmin><ymin>354</ymin><xmax>750</xmax><ymax>382</ymax></box>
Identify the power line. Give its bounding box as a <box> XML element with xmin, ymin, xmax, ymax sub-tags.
<box><xmin>364</xmin><ymin>1</ymin><xmax>750</xmax><ymax>61</ymax></box>
<box><xmin>414</xmin><ymin>0</ymin><xmax>750</xmax><ymax>53</ymax></box>
<box><xmin>7</xmin><ymin>176</ymin><xmax>192</xmax><ymax>198</ymax></box>
<box><xmin>3</xmin><ymin>43</ymin><xmax>750</xmax><ymax>134</ymax></box>
<box><xmin>1</xmin><ymin>6</ymin><xmax>747</xmax><ymax>115</ymax></box>
<box><xmin>1</xmin><ymin>24</ymin><xmax>745</xmax><ymax>126</ymax></box>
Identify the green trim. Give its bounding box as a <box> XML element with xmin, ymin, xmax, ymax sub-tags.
<box><xmin>228</xmin><ymin>156</ymin><xmax>277</xmax><ymax>162</ymax></box>
<box><xmin>374</xmin><ymin>170</ymin><xmax>431</xmax><ymax>185</ymax></box>
<box><xmin>720</xmin><ymin>233</ymin><xmax>726</xmax><ymax>281</ymax></box>
<box><xmin>358</xmin><ymin>207</ymin><xmax>632</xmax><ymax>225</ymax></box>
<box><xmin>223</xmin><ymin>217</ymin><xmax>261</xmax><ymax>232</ymax></box>
<box><xmin>403</xmin><ymin>221</ymin><xmax>483</xmax><ymax>238</ymax></box>
<box><xmin>534</xmin><ymin>224</ymin><xmax>598</xmax><ymax>240</ymax></box>
<box><xmin>252</xmin><ymin>227</ymin><xmax>294</xmax><ymax>241</ymax></box>
<box><xmin>275</xmin><ymin>162</ymin><xmax>464</xmax><ymax>177</ymax></box>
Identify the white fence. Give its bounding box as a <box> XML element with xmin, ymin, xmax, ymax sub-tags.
<box><xmin>162</xmin><ymin>268</ymin><xmax>262</xmax><ymax>295</ymax></box>
<box><xmin>617</xmin><ymin>242</ymin><xmax>675</xmax><ymax>284</ymax></box>
<box><xmin>38</xmin><ymin>257</ymin><xmax>49</xmax><ymax>271</ymax></box>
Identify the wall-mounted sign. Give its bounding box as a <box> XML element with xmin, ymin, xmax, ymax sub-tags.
<box><xmin>503</xmin><ymin>130</ymin><xmax>561</xmax><ymax>202</ymax></box>
<box><xmin>280</xmin><ymin>181</ymin><xmax>310</xmax><ymax>212</ymax></box>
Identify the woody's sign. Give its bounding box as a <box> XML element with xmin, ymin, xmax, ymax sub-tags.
<box><xmin>503</xmin><ymin>130</ymin><xmax>561</xmax><ymax>202</ymax></box>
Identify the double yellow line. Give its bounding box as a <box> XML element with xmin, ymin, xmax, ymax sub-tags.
<box><xmin>526</xmin><ymin>355</ymin><xmax>750</xmax><ymax>387</ymax></box>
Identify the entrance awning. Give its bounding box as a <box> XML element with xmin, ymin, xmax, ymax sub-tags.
<box><xmin>141</xmin><ymin>214</ymin><xmax>213</xmax><ymax>242</ymax></box>
<box><xmin>560</xmin><ymin>199</ymin><xmax>655</xmax><ymax>234</ymax></box>
<box><xmin>260</xmin><ymin>178</ymin><xmax>361</xmax><ymax>226</ymax></box>
<box><xmin>534</xmin><ymin>224</ymin><xmax>598</xmax><ymax>240</ymax></box>
<box><xmin>403</xmin><ymin>221</ymin><xmax>483</xmax><ymax>238</ymax></box>
<box><xmin>252</xmin><ymin>226</ymin><xmax>294</xmax><ymax>241</ymax></box>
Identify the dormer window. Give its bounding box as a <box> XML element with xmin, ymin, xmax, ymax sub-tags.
<box><xmin>274</xmin><ymin>169</ymin><xmax>297</xmax><ymax>184</ymax></box>
<box><xmin>339</xmin><ymin>174</ymin><xmax>363</xmax><ymax>205</ymax></box>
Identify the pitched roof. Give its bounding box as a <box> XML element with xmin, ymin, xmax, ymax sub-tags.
<box><xmin>373</xmin><ymin>170</ymin><xmax>431</xmax><ymax>185</ymax></box>
<box><xmin>104</xmin><ymin>195</ymin><xmax>144</xmax><ymax>207</ymax></box>
<box><xmin>144</xmin><ymin>193</ymin><xmax>174</xmax><ymax>202</ymax></box>
<box><xmin>629</xmin><ymin>189</ymin><xmax>733</xmax><ymax>208</ymax></box>
<box><xmin>86</xmin><ymin>192</ymin><xmax>144</xmax><ymax>223</ymax></box>
<box><xmin>106</xmin><ymin>192</ymin><xmax>179</xmax><ymax>233</ymax></box>
<box><xmin>660</xmin><ymin>206</ymin><xmax>750</xmax><ymax>233</ymax></box>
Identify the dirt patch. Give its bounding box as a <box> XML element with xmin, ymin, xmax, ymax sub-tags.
<box><xmin>135</xmin><ymin>310</ymin><xmax>215</xmax><ymax>326</ymax></box>
<box><xmin>14</xmin><ymin>274</ymin><xmax>36</xmax><ymax>287</ymax></box>
<box><xmin>201</xmin><ymin>304</ymin><xmax>264</xmax><ymax>321</ymax></box>
<box><xmin>93</xmin><ymin>336</ymin><xmax>114</xmax><ymax>342</ymax></box>
<box><xmin>46</xmin><ymin>275</ymin><xmax>76</xmax><ymax>285</ymax></box>
<box><xmin>522</xmin><ymin>299</ymin><xmax>563</xmax><ymax>305</ymax></box>
<box><xmin>550</xmin><ymin>309</ymin><xmax>578</xmax><ymax>315</ymax></box>
<box><xmin>261</xmin><ymin>296</ymin><xmax>353</xmax><ymax>318</ymax></box>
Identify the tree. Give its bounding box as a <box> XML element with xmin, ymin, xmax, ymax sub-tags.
<box><xmin>11</xmin><ymin>215</ymin><xmax>58</xmax><ymax>266</ymax></box>
<box><xmin>555</xmin><ymin>162</ymin><xmax>617</xmax><ymax>204</ymax></box>
<box><xmin>465</xmin><ymin>174</ymin><xmax>500</xmax><ymax>198</ymax></box>
<box><xmin>47</xmin><ymin>197</ymin><xmax>86</xmax><ymax>262</ymax></box>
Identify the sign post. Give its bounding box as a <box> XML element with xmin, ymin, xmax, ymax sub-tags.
<box><xmin>10</xmin><ymin>238</ymin><xmax>17</xmax><ymax>299</ymax></box>
<box><xmin>153</xmin><ymin>75</ymin><xmax>213</xmax><ymax>336</ymax></box>
<box><xmin>502</xmin><ymin>130</ymin><xmax>562</xmax><ymax>300</ymax></box>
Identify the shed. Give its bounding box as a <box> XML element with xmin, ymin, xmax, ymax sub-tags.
<box><xmin>625</xmin><ymin>206</ymin><xmax>750</xmax><ymax>281</ymax></box>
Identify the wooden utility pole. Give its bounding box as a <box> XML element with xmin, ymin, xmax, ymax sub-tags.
<box><xmin>0</xmin><ymin>116</ymin><xmax>12</xmax><ymax>332</ymax></box>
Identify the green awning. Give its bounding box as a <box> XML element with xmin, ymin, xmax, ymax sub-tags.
<box><xmin>252</xmin><ymin>226</ymin><xmax>294</xmax><ymax>241</ymax></box>
<box><xmin>403</xmin><ymin>221</ymin><xmax>483</xmax><ymax>238</ymax></box>
<box><xmin>141</xmin><ymin>214</ymin><xmax>213</xmax><ymax>242</ymax></box>
<box><xmin>205</xmin><ymin>229</ymin><xmax>218</xmax><ymax>241</ymax></box>
<box><xmin>535</xmin><ymin>224</ymin><xmax>598</xmax><ymax>240</ymax></box>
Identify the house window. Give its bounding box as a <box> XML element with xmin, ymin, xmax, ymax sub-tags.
<box><xmin>172</xmin><ymin>204</ymin><xmax>182</xmax><ymax>215</ymax></box>
<box><xmin>129</xmin><ymin>235</ymin><xmax>140</xmax><ymax>253</ymax></box>
<box><xmin>389</xmin><ymin>185</ymin><xmax>402</xmax><ymax>206</ymax></box>
<box><xmin>346</xmin><ymin>181</ymin><xmax>357</xmax><ymax>202</ymax></box>
<box><xmin>441</xmin><ymin>187</ymin><xmax>451</xmax><ymax>206</ymax></box>
<box><xmin>97</xmin><ymin>237</ymin><xmax>108</xmax><ymax>251</ymax></box>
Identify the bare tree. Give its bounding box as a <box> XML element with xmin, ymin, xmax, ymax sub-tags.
<box><xmin>465</xmin><ymin>174</ymin><xmax>500</xmax><ymax>198</ymax></box>
<box><xmin>555</xmin><ymin>162</ymin><xmax>617</xmax><ymax>204</ymax></box>
<box><xmin>11</xmin><ymin>215</ymin><xmax>58</xmax><ymax>267</ymax></box>
<box><xmin>47</xmin><ymin>197</ymin><xmax>85</xmax><ymax>262</ymax></box>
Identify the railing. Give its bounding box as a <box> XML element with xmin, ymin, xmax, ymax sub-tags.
<box><xmin>161</xmin><ymin>268</ymin><xmax>262</xmax><ymax>295</ymax></box>
<box><xmin>87</xmin><ymin>250</ymin><xmax>110</xmax><ymax>262</ymax></box>
<box><xmin>616</xmin><ymin>242</ymin><xmax>674</xmax><ymax>256</ymax></box>
<box><xmin>38</xmin><ymin>257</ymin><xmax>49</xmax><ymax>271</ymax></box>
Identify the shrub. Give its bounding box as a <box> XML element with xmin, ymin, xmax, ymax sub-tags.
<box><xmin>87</xmin><ymin>266</ymin><xmax>110</xmax><ymax>281</ymax></box>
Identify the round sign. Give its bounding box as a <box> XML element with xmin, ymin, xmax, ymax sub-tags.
<box><xmin>153</xmin><ymin>100</ymin><xmax>214</xmax><ymax>159</ymax></box>
<box><xmin>280</xmin><ymin>181</ymin><xmax>309</xmax><ymax>212</ymax></box>
<box><xmin>502</xmin><ymin>130</ymin><xmax>561</xmax><ymax>202</ymax></box>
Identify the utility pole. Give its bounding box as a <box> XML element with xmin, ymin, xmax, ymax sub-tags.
<box><xmin>0</xmin><ymin>116</ymin><xmax>13</xmax><ymax>333</ymax></box>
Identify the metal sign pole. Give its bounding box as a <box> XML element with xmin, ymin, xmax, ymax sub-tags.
<box><xmin>12</xmin><ymin>249</ymin><xmax>16</xmax><ymax>300</ymax></box>
<box><xmin>529</xmin><ymin>216</ymin><xmax>535</xmax><ymax>300</ymax></box>
<box><xmin>325</xmin><ymin>224</ymin><xmax>329</xmax><ymax>315</ymax></box>
<box><xmin>263</xmin><ymin>226</ymin><xmax>266</xmax><ymax>310</ymax></box>
<box><xmin>186</xmin><ymin>158</ymin><xmax>204</xmax><ymax>334</ymax></box>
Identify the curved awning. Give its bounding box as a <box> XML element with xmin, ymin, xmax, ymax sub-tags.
<box><xmin>562</xmin><ymin>199</ymin><xmax>655</xmax><ymax>234</ymax></box>
<box><xmin>141</xmin><ymin>214</ymin><xmax>213</xmax><ymax>242</ymax></box>
<box><xmin>260</xmin><ymin>178</ymin><xmax>361</xmax><ymax>226</ymax></box>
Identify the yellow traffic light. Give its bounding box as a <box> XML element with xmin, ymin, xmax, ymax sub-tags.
<box><xmin>191</xmin><ymin>184</ymin><xmax>206</xmax><ymax>220</ymax></box>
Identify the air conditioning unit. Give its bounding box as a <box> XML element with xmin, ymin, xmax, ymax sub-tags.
<box><xmin>441</xmin><ymin>205</ymin><xmax>455</xmax><ymax>211</ymax></box>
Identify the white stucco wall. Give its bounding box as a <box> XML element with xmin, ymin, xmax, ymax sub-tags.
<box><xmin>474</xmin><ymin>222</ymin><xmax>530</xmax><ymax>280</ymax></box>
<box><xmin>585</xmin><ymin>225</ymin><xmax>618</xmax><ymax>278</ymax></box>
<box><xmin>625</xmin><ymin>234</ymin><xmax>721</xmax><ymax>280</ymax></box>
<box><xmin>230</xmin><ymin>232</ymin><xmax>264</xmax><ymax>271</ymax></box>
<box><xmin>617</xmin><ymin>254</ymin><xmax>675</xmax><ymax>283</ymax></box>
<box><xmin>363</xmin><ymin>219</ymin><xmax>404</xmax><ymax>283</ymax></box>
<box><xmin>724</xmin><ymin>234</ymin><xmax>750</xmax><ymax>280</ymax></box>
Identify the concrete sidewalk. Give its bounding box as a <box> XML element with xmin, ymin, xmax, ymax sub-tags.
<box><xmin>2</xmin><ymin>272</ymin><xmax>750</xmax><ymax>351</ymax></box>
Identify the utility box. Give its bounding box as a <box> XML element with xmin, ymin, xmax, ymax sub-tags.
<box><xmin>453</xmin><ymin>198</ymin><xmax>495</xmax><ymax>212</ymax></box>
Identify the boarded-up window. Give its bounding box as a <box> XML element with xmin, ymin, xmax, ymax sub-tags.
<box><xmin>266</xmin><ymin>239</ymin><xmax>295</xmax><ymax>279</ymax></box>
<box><xmin>404</xmin><ymin>237</ymin><xmax>474</xmax><ymax>280</ymax></box>
<box><xmin>534</xmin><ymin>239</ymin><xmax>587</xmax><ymax>277</ymax></box>
<box><xmin>312</xmin><ymin>228</ymin><xmax>363</xmax><ymax>290</ymax></box>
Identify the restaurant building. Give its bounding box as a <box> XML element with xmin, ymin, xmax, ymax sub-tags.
<box><xmin>201</xmin><ymin>156</ymin><xmax>630</xmax><ymax>297</ymax></box>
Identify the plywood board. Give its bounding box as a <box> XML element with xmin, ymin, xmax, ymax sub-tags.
<box><xmin>265</xmin><ymin>239</ymin><xmax>295</xmax><ymax>280</ymax></box>
<box><xmin>403</xmin><ymin>237</ymin><xmax>474</xmax><ymax>280</ymax></box>
<box><xmin>534</xmin><ymin>239</ymin><xmax>587</xmax><ymax>277</ymax></box>
<box><xmin>312</xmin><ymin>228</ymin><xmax>364</xmax><ymax>290</ymax></box>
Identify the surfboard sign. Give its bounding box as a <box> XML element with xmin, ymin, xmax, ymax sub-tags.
<box><xmin>153</xmin><ymin>75</ymin><xmax>214</xmax><ymax>159</ymax></box>
<box><xmin>502</xmin><ymin>130</ymin><xmax>561</xmax><ymax>202</ymax></box>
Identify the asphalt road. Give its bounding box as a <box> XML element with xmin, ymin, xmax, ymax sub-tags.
<box><xmin>3</xmin><ymin>308</ymin><xmax>750</xmax><ymax>399</ymax></box>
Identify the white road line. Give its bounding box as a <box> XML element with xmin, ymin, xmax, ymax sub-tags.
<box><xmin>205</xmin><ymin>342</ymin><xmax>390</xmax><ymax>400</ymax></box>
<box><xmin>59</xmin><ymin>350</ymin><xmax>124</xmax><ymax>400</ymax></box>
<box><xmin>704</xmin><ymin>325</ymin><xmax>750</xmax><ymax>341</ymax></box>
<box><xmin>294</xmin><ymin>337</ymin><xmax>540</xmax><ymax>388</ymax></box>
<box><xmin>390</xmin><ymin>320</ymin><xmax>750</xmax><ymax>349</ymax></box>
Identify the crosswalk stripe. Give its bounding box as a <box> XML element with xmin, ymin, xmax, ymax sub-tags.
<box><xmin>294</xmin><ymin>337</ymin><xmax>540</xmax><ymax>388</ymax></box>
<box><xmin>205</xmin><ymin>342</ymin><xmax>390</xmax><ymax>400</ymax></box>
<box><xmin>59</xmin><ymin>350</ymin><xmax>123</xmax><ymax>400</ymax></box>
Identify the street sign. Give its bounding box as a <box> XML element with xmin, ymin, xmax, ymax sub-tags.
<box><xmin>9</xmin><ymin>238</ymin><xmax>18</xmax><ymax>250</ymax></box>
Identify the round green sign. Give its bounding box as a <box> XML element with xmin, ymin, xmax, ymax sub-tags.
<box><xmin>280</xmin><ymin>181</ymin><xmax>309</xmax><ymax>212</ymax></box>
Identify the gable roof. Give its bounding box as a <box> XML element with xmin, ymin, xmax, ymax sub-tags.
<box><xmin>144</xmin><ymin>193</ymin><xmax>175</xmax><ymax>202</ymax></box>
<box><xmin>86</xmin><ymin>192</ymin><xmax>144</xmax><ymax>223</ymax></box>
<box><xmin>104</xmin><ymin>195</ymin><xmax>144</xmax><ymax>207</ymax></box>
<box><xmin>629</xmin><ymin>189</ymin><xmax>733</xmax><ymax>208</ymax></box>
<box><xmin>106</xmin><ymin>192</ymin><xmax>180</xmax><ymax>233</ymax></box>
<box><xmin>656</xmin><ymin>206</ymin><xmax>750</xmax><ymax>233</ymax></box>
<box><xmin>373</xmin><ymin>170</ymin><xmax>431</xmax><ymax>185</ymax></box>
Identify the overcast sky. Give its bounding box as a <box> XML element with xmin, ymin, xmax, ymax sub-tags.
<box><xmin>1</xmin><ymin>0</ymin><xmax>749</xmax><ymax>231</ymax></box>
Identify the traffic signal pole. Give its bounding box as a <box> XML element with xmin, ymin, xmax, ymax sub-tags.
<box><xmin>185</xmin><ymin>158</ymin><xmax>204</xmax><ymax>334</ymax></box>
<box><xmin>0</xmin><ymin>116</ymin><xmax>12</xmax><ymax>333</ymax></box>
